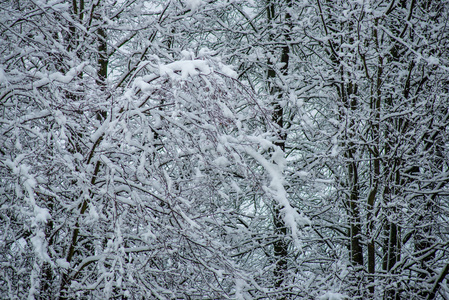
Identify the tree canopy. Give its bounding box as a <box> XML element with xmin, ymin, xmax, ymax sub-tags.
<box><xmin>1</xmin><ymin>0</ymin><xmax>448</xmax><ymax>299</ymax></box>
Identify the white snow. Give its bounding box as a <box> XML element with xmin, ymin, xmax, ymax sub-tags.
<box><xmin>198</xmin><ymin>48</ymin><xmax>215</xmax><ymax>57</ymax></box>
<box><xmin>297</xmin><ymin>171</ymin><xmax>309</xmax><ymax>178</ymax></box>
<box><xmin>0</xmin><ymin>66</ymin><xmax>7</xmax><ymax>84</ymax></box>
<box><xmin>142</xmin><ymin>225</ymin><xmax>156</xmax><ymax>241</ymax></box>
<box><xmin>134</xmin><ymin>77</ymin><xmax>153</xmax><ymax>93</ymax></box>
<box><xmin>88</xmin><ymin>203</ymin><xmax>99</xmax><ymax>222</ymax></box>
<box><xmin>330</xmin><ymin>145</ymin><xmax>339</xmax><ymax>157</ymax></box>
<box><xmin>216</xmin><ymin>143</ymin><xmax>226</xmax><ymax>154</ymax></box>
<box><xmin>18</xmin><ymin>238</ymin><xmax>27</xmax><ymax>249</ymax></box>
<box><xmin>427</xmin><ymin>56</ymin><xmax>439</xmax><ymax>66</ymax></box>
<box><xmin>73</xmin><ymin>153</ymin><xmax>83</xmax><ymax>161</ymax></box>
<box><xmin>44</xmin><ymin>0</ymin><xmax>69</xmax><ymax>11</ymax></box>
<box><xmin>181</xmin><ymin>50</ymin><xmax>194</xmax><ymax>59</ymax></box>
<box><xmin>159</xmin><ymin>60</ymin><xmax>210</xmax><ymax>79</ymax></box>
<box><xmin>319</xmin><ymin>291</ymin><xmax>348</xmax><ymax>300</ymax></box>
<box><xmin>34</xmin><ymin>206</ymin><xmax>51</xmax><ymax>223</ymax></box>
<box><xmin>54</xmin><ymin>110</ymin><xmax>66</xmax><ymax>126</ymax></box>
<box><xmin>48</xmin><ymin>62</ymin><xmax>88</xmax><ymax>83</ymax></box>
<box><xmin>33</xmin><ymin>77</ymin><xmax>50</xmax><ymax>88</ymax></box>
<box><xmin>218</xmin><ymin>102</ymin><xmax>234</xmax><ymax>118</ymax></box>
<box><xmin>185</xmin><ymin>0</ymin><xmax>202</xmax><ymax>11</ymax></box>
<box><xmin>214</xmin><ymin>156</ymin><xmax>230</xmax><ymax>167</ymax></box>
<box><xmin>243</xmin><ymin>142</ymin><xmax>310</xmax><ymax>247</ymax></box>
<box><xmin>90</xmin><ymin>117</ymin><xmax>110</xmax><ymax>142</ymax></box>
<box><xmin>30</xmin><ymin>231</ymin><xmax>51</xmax><ymax>262</ymax></box>
<box><xmin>179</xmin><ymin>209</ymin><xmax>200</xmax><ymax>229</ymax></box>
<box><xmin>220</xmin><ymin>63</ymin><xmax>238</xmax><ymax>78</ymax></box>
<box><xmin>235</xmin><ymin>278</ymin><xmax>246</xmax><ymax>300</ymax></box>
<box><xmin>231</xmin><ymin>180</ymin><xmax>242</xmax><ymax>193</ymax></box>
<box><xmin>56</xmin><ymin>258</ymin><xmax>71</xmax><ymax>269</ymax></box>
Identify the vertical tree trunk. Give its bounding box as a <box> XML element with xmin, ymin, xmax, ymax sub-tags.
<box><xmin>367</xmin><ymin>18</ymin><xmax>382</xmax><ymax>295</ymax></box>
<box><xmin>316</xmin><ymin>0</ymin><xmax>365</xmax><ymax>295</ymax></box>
<box><xmin>59</xmin><ymin>2</ymin><xmax>108</xmax><ymax>298</ymax></box>
<box><xmin>266</xmin><ymin>0</ymin><xmax>291</xmax><ymax>297</ymax></box>
<box><xmin>347</xmin><ymin>155</ymin><xmax>363</xmax><ymax>268</ymax></box>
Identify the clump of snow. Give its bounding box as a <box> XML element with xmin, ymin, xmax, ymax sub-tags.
<box><xmin>219</xmin><ymin>63</ymin><xmax>238</xmax><ymax>78</ymax></box>
<box><xmin>185</xmin><ymin>0</ymin><xmax>202</xmax><ymax>11</ymax></box>
<box><xmin>243</xmin><ymin>141</ymin><xmax>311</xmax><ymax>248</ymax></box>
<box><xmin>218</xmin><ymin>102</ymin><xmax>234</xmax><ymax>118</ymax></box>
<box><xmin>181</xmin><ymin>50</ymin><xmax>194</xmax><ymax>59</ymax></box>
<box><xmin>231</xmin><ymin>180</ymin><xmax>242</xmax><ymax>193</ymax></box>
<box><xmin>49</xmin><ymin>62</ymin><xmax>88</xmax><ymax>83</ymax></box>
<box><xmin>134</xmin><ymin>77</ymin><xmax>153</xmax><ymax>93</ymax></box>
<box><xmin>44</xmin><ymin>0</ymin><xmax>69</xmax><ymax>11</ymax></box>
<box><xmin>235</xmin><ymin>278</ymin><xmax>246</xmax><ymax>300</ymax></box>
<box><xmin>30</xmin><ymin>231</ymin><xmax>51</xmax><ymax>262</ymax></box>
<box><xmin>33</xmin><ymin>62</ymin><xmax>88</xmax><ymax>87</ymax></box>
<box><xmin>297</xmin><ymin>170</ymin><xmax>309</xmax><ymax>178</ymax></box>
<box><xmin>73</xmin><ymin>153</ymin><xmax>83</xmax><ymax>161</ymax></box>
<box><xmin>56</xmin><ymin>258</ymin><xmax>71</xmax><ymax>269</ymax></box>
<box><xmin>54</xmin><ymin>110</ymin><xmax>66</xmax><ymax>126</ymax></box>
<box><xmin>142</xmin><ymin>225</ymin><xmax>156</xmax><ymax>241</ymax></box>
<box><xmin>15</xmin><ymin>138</ymin><xmax>22</xmax><ymax>151</ymax></box>
<box><xmin>330</xmin><ymin>145</ymin><xmax>339</xmax><ymax>157</ymax></box>
<box><xmin>198</xmin><ymin>48</ymin><xmax>215</xmax><ymax>57</ymax></box>
<box><xmin>88</xmin><ymin>203</ymin><xmax>99</xmax><ymax>222</ymax></box>
<box><xmin>159</xmin><ymin>60</ymin><xmax>210</xmax><ymax>79</ymax></box>
<box><xmin>427</xmin><ymin>56</ymin><xmax>439</xmax><ymax>66</ymax></box>
<box><xmin>7</xmin><ymin>158</ymin><xmax>52</xmax><ymax>225</ymax></box>
<box><xmin>34</xmin><ymin>206</ymin><xmax>51</xmax><ymax>223</ymax></box>
<box><xmin>319</xmin><ymin>291</ymin><xmax>348</xmax><ymax>300</ymax></box>
<box><xmin>33</xmin><ymin>77</ymin><xmax>50</xmax><ymax>88</ymax></box>
<box><xmin>179</xmin><ymin>209</ymin><xmax>200</xmax><ymax>229</ymax></box>
<box><xmin>90</xmin><ymin>117</ymin><xmax>110</xmax><ymax>142</ymax></box>
<box><xmin>17</xmin><ymin>238</ymin><xmax>27</xmax><ymax>249</ymax></box>
<box><xmin>216</xmin><ymin>143</ymin><xmax>226</xmax><ymax>154</ymax></box>
<box><xmin>214</xmin><ymin>156</ymin><xmax>230</xmax><ymax>167</ymax></box>
<box><xmin>0</xmin><ymin>66</ymin><xmax>7</xmax><ymax>84</ymax></box>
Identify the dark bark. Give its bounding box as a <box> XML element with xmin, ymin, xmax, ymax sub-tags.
<box><xmin>59</xmin><ymin>3</ymin><xmax>108</xmax><ymax>298</ymax></box>
<box><xmin>266</xmin><ymin>0</ymin><xmax>291</xmax><ymax>297</ymax></box>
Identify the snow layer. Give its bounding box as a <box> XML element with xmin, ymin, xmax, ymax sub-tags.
<box><xmin>185</xmin><ymin>0</ymin><xmax>202</xmax><ymax>11</ymax></box>
<box><xmin>160</xmin><ymin>59</ymin><xmax>210</xmax><ymax>79</ymax></box>
<box><xmin>243</xmin><ymin>139</ymin><xmax>310</xmax><ymax>247</ymax></box>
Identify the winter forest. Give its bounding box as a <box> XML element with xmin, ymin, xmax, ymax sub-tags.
<box><xmin>1</xmin><ymin>0</ymin><xmax>448</xmax><ymax>299</ymax></box>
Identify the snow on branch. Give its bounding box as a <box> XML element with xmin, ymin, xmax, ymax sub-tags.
<box><xmin>240</xmin><ymin>138</ymin><xmax>310</xmax><ymax>248</ymax></box>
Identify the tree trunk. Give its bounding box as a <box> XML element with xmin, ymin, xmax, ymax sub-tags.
<box><xmin>266</xmin><ymin>0</ymin><xmax>291</xmax><ymax>297</ymax></box>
